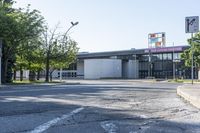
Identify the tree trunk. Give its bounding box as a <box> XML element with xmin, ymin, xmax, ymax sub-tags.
<box><xmin>1</xmin><ymin>41</ymin><xmax>14</xmax><ymax>83</ymax></box>
<box><xmin>50</xmin><ymin>72</ymin><xmax>53</xmax><ymax>82</ymax></box>
<box><xmin>29</xmin><ymin>70</ymin><xmax>36</xmax><ymax>81</ymax></box>
<box><xmin>45</xmin><ymin>52</ymin><xmax>50</xmax><ymax>82</ymax></box>
<box><xmin>13</xmin><ymin>70</ymin><xmax>16</xmax><ymax>80</ymax></box>
<box><xmin>20</xmin><ymin>66</ymin><xmax>23</xmax><ymax>81</ymax></box>
<box><xmin>2</xmin><ymin>58</ymin><xmax>8</xmax><ymax>83</ymax></box>
<box><xmin>49</xmin><ymin>69</ymin><xmax>55</xmax><ymax>82</ymax></box>
<box><xmin>37</xmin><ymin>70</ymin><xmax>40</xmax><ymax>80</ymax></box>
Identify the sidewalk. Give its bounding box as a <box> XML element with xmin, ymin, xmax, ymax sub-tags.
<box><xmin>177</xmin><ymin>84</ymin><xmax>200</xmax><ymax>109</ymax></box>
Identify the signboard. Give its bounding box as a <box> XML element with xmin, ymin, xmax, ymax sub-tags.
<box><xmin>148</xmin><ymin>32</ymin><xmax>165</xmax><ymax>48</ymax></box>
<box><xmin>144</xmin><ymin>46</ymin><xmax>183</xmax><ymax>53</ymax></box>
<box><xmin>185</xmin><ymin>16</ymin><xmax>199</xmax><ymax>33</ymax></box>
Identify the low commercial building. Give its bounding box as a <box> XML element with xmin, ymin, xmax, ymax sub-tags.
<box><xmin>57</xmin><ymin>45</ymin><xmax>198</xmax><ymax>79</ymax></box>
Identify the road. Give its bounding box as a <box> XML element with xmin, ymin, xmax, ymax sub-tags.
<box><xmin>0</xmin><ymin>80</ymin><xmax>200</xmax><ymax>133</ymax></box>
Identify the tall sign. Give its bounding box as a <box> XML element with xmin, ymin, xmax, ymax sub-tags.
<box><xmin>148</xmin><ymin>32</ymin><xmax>166</xmax><ymax>48</ymax></box>
<box><xmin>185</xmin><ymin>16</ymin><xmax>199</xmax><ymax>84</ymax></box>
<box><xmin>185</xmin><ymin>16</ymin><xmax>199</xmax><ymax>33</ymax></box>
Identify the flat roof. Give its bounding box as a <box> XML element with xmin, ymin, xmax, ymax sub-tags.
<box><xmin>78</xmin><ymin>45</ymin><xmax>189</xmax><ymax>59</ymax></box>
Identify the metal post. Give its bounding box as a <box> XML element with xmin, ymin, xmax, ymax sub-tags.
<box><xmin>60</xmin><ymin>68</ymin><xmax>63</xmax><ymax>82</ymax></box>
<box><xmin>172</xmin><ymin>42</ymin><xmax>175</xmax><ymax>80</ymax></box>
<box><xmin>0</xmin><ymin>56</ymin><xmax>1</xmax><ymax>85</ymax></box>
<box><xmin>191</xmin><ymin>33</ymin><xmax>194</xmax><ymax>84</ymax></box>
<box><xmin>173</xmin><ymin>62</ymin><xmax>176</xmax><ymax>80</ymax></box>
<box><xmin>0</xmin><ymin>39</ymin><xmax>2</xmax><ymax>85</ymax></box>
<box><xmin>148</xmin><ymin>34</ymin><xmax>151</xmax><ymax>78</ymax></box>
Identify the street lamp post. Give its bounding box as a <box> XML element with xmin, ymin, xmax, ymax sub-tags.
<box><xmin>59</xmin><ymin>21</ymin><xmax>79</xmax><ymax>82</ymax></box>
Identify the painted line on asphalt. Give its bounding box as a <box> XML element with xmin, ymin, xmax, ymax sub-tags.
<box><xmin>100</xmin><ymin>121</ymin><xmax>118</xmax><ymax>133</ymax></box>
<box><xmin>28</xmin><ymin>107</ymin><xmax>84</xmax><ymax>133</ymax></box>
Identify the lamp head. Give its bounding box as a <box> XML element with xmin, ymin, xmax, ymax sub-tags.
<box><xmin>71</xmin><ymin>21</ymin><xmax>79</xmax><ymax>26</ymax></box>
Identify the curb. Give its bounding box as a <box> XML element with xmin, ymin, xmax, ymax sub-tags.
<box><xmin>177</xmin><ymin>86</ymin><xmax>200</xmax><ymax>109</ymax></box>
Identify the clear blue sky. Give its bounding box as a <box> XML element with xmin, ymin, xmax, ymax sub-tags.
<box><xmin>14</xmin><ymin>0</ymin><xmax>200</xmax><ymax>52</ymax></box>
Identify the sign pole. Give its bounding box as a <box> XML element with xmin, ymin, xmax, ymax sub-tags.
<box><xmin>0</xmin><ymin>39</ymin><xmax>2</xmax><ymax>85</ymax></box>
<box><xmin>191</xmin><ymin>33</ymin><xmax>194</xmax><ymax>84</ymax></box>
<box><xmin>185</xmin><ymin>16</ymin><xmax>199</xmax><ymax>84</ymax></box>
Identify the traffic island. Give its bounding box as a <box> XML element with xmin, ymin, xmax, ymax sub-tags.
<box><xmin>177</xmin><ymin>85</ymin><xmax>200</xmax><ymax>109</ymax></box>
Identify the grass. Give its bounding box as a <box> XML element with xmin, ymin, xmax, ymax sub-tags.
<box><xmin>12</xmin><ymin>79</ymin><xmax>61</xmax><ymax>85</ymax></box>
<box><xmin>168</xmin><ymin>79</ymin><xmax>200</xmax><ymax>83</ymax></box>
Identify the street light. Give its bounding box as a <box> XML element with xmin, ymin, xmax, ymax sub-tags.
<box><xmin>60</xmin><ymin>21</ymin><xmax>79</xmax><ymax>82</ymax></box>
<box><xmin>63</xmin><ymin>21</ymin><xmax>79</xmax><ymax>40</ymax></box>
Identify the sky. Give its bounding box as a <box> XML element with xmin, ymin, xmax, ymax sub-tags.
<box><xmin>14</xmin><ymin>0</ymin><xmax>200</xmax><ymax>52</ymax></box>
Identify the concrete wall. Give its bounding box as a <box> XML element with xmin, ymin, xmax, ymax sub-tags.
<box><xmin>198</xmin><ymin>69</ymin><xmax>200</xmax><ymax>80</ymax></box>
<box><xmin>16</xmin><ymin>70</ymin><xmax>29</xmax><ymax>79</ymax></box>
<box><xmin>84</xmin><ymin>59</ymin><xmax>122</xmax><ymax>79</ymax></box>
<box><xmin>129</xmin><ymin>60</ymin><xmax>139</xmax><ymax>79</ymax></box>
<box><xmin>77</xmin><ymin>60</ymin><xmax>84</xmax><ymax>78</ymax></box>
<box><xmin>122</xmin><ymin>61</ymin><xmax>128</xmax><ymax>78</ymax></box>
<box><xmin>122</xmin><ymin>60</ymin><xmax>139</xmax><ymax>79</ymax></box>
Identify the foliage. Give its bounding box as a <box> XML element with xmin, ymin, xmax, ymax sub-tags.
<box><xmin>181</xmin><ymin>32</ymin><xmax>200</xmax><ymax>68</ymax></box>
<box><xmin>15</xmin><ymin>39</ymin><xmax>45</xmax><ymax>72</ymax></box>
<box><xmin>0</xmin><ymin>0</ymin><xmax>79</xmax><ymax>83</ymax></box>
<box><xmin>50</xmin><ymin>38</ymin><xmax>79</xmax><ymax>69</ymax></box>
<box><xmin>42</xmin><ymin>25</ymin><xmax>79</xmax><ymax>82</ymax></box>
<box><xmin>0</xmin><ymin>0</ymin><xmax>44</xmax><ymax>82</ymax></box>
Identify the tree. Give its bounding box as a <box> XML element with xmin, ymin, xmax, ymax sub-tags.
<box><xmin>41</xmin><ymin>24</ymin><xmax>79</xmax><ymax>82</ymax></box>
<box><xmin>181</xmin><ymin>32</ymin><xmax>200</xmax><ymax>78</ymax></box>
<box><xmin>15</xmin><ymin>39</ymin><xmax>45</xmax><ymax>81</ymax></box>
<box><xmin>49</xmin><ymin>39</ymin><xmax>79</xmax><ymax>81</ymax></box>
<box><xmin>0</xmin><ymin>1</ymin><xmax>44</xmax><ymax>83</ymax></box>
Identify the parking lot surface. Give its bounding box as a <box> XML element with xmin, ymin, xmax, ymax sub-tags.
<box><xmin>0</xmin><ymin>80</ymin><xmax>200</xmax><ymax>133</ymax></box>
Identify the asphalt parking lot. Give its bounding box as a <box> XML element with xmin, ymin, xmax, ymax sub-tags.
<box><xmin>0</xmin><ymin>80</ymin><xmax>200</xmax><ymax>133</ymax></box>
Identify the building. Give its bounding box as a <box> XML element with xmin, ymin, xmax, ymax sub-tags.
<box><xmin>55</xmin><ymin>45</ymin><xmax>198</xmax><ymax>79</ymax></box>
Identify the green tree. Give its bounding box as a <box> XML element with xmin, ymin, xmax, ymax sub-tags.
<box><xmin>181</xmin><ymin>32</ymin><xmax>200</xmax><ymax>76</ymax></box>
<box><xmin>49</xmin><ymin>39</ymin><xmax>79</xmax><ymax>81</ymax></box>
<box><xmin>42</xmin><ymin>25</ymin><xmax>79</xmax><ymax>82</ymax></box>
<box><xmin>15</xmin><ymin>39</ymin><xmax>45</xmax><ymax>81</ymax></box>
<box><xmin>0</xmin><ymin>1</ymin><xmax>44</xmax><ymax>83</ymax></box>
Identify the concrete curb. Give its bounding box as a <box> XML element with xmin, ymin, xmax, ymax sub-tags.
<box><xmin>177</xmin><ymin>85</ymin><xmax>200</xmax><ymax>109</ymax></box>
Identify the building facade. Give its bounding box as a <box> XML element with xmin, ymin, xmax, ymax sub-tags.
<box><xmin>57</xmin><ymin>45</ymin><xmax>198</xmax><ymax>79</ymax></box>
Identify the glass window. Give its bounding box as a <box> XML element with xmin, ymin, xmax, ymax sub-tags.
<box><xmin>163</xmin><ymin>53</ymin><xmax>172</xmax><ymax>60</ymax></box>
<box><xmin>139</xmin><ymin>62</ymin><xmax>149</xmax><ymax>70</ymax></box>
<box><xmin>173</xmin><ymin>53</ymin><xmax>181</xmax><ymax>59</ymax></box>
<box><xmin>154</xmin><ymin>62</ymin><xmax>162</xmax><ymax>70</ymax></box>
<box><xmin>152</xmin><ymin>54</ymin><xmax>162</xmax><ymax>61</ymax></box>
<box><xmin>140</xmin><ymin>55</ymin><xmax>149</xmax><ymax>61</ymax></box>
<box><xmin>167</xmin><ymin>53</ymin><xmax>172</xmax><ymax>60</ymax></box>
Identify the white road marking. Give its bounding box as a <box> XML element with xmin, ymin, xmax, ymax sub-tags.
<box><xmin>100</xmin><ymin>121</ymin><xmax>118</xmax><ymax>133</ymax></box>
<box><xmin>28</xmin><ymin>107</ymin><xmax>84</xmax><ymax>133</ymax></box>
